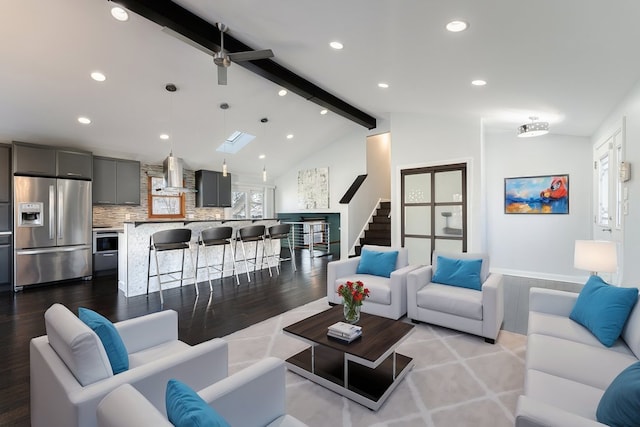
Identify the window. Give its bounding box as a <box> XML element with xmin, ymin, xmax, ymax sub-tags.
<box><xmin>231</xmin><ymin>186</ymin><xmax>266</xmax><ymax>219</ymax></box>
<box><xmin>401</xmin><ymin>163</ymin><xmax>467</xmax><ymax>265</ymax></box>
<box><xmin>147</xmin><ymin>176</ymin><xmax>185</xmax><ymax>218</ymax></box>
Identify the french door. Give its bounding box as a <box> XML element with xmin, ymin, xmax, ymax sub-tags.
<box><xmin>401</xmin><ymin>163</ymin><xmax>467</xmax><ymax>265</ymax></box>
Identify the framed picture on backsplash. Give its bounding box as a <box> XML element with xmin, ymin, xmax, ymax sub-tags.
<box><xmin>504</xmin><ymin>174</ymin><xmax>569</xmax><ymax>214</ymax></box>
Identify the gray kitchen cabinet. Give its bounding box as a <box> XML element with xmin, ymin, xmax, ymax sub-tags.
<box><xmin>0</xmin><ymin>144</ymin><xmax>10</xmax><ymax>202</ymax></box>
<box><xmin>57</xmin><ymin>150</ymin><xmax>93</xmax><ymax>179</ymax></box>
<box><xmin>12</xmin><ymin>142</ymin><xmax>56</xmax><ymax>176</ymax></box>
<box><xmin>93</xmin><ymin>157</ymin><xmax>117</xmax><ymax>204</ymax></box>
<box><xmin>195</xmin><ymin>170</ymin><xmax>231</xmax><ymax>207</ymax></box>
<box><xmin>116</xmin><ymin>159</ymin><xmax>140</xmax><ymax>205</ymax></box>
<box><xmin>93</xmin><ymin>156</ymin><xmax>140</xmax><ymax>205</ymax></box>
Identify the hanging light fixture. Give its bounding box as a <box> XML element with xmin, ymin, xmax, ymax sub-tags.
<box><xmin>162</xmin><ymin>84</ymin><xmax>194</xmax><ymax>193</ymax></box>
<box><xmin>517</xmin><ymin>116</ymin><xmax>549</xmax><ymax>138</ymax></box>
<box><xmin>260</xmin><ymin>117</ymin><xmax>268</xmax><ymax>182</ymax></box>
<box><xmin>220</xmin><ymin>103</ymin><xmax>229</xmax><ymax>176</ymax></box>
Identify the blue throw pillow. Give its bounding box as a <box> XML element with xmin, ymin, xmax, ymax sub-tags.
<box><xmin>356</xmin><ymin>249</ymin><xmax>398</xmax><ymax>278</ymax></box>
<box><xmin>596</xmin><ymin>361</ymin><xmax>640</xmax><ymax>426</ymax></box>
<box><xmin>166</xmin><ymin>379</ymin><xmax>231</xmax><ymax>427</ymax></box>
<box><xmin>569</xmin><ymin>275</ymin><xmax>638</xmax><ymax>347</ymax></box>
<box><xmin>78</xmin><ymin>307</ymin><xmax>129</xmax><ymax>374</ymax></box>
<box><xmin>432</xmin><ymin>256</ymin><xmax>483</xmax><ymax>290</ymax></box>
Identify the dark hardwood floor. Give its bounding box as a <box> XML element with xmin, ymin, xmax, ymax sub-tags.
<box><xmin>0</xmin><ymin>251</ymin><xmax>330</xmax><ymax>426</ymax></box>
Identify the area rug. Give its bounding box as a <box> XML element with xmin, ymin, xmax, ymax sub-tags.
<box><xmin>222</xmin><ymin>298</ymin><xmax>527</xmax><ymax>427</ymax></box>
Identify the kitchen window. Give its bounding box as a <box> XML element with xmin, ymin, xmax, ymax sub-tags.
<box><xmin>230</xmin><ymin>185</ymin><xmax>273</xmax><ymax>219</ymax></box>
<box><xmin>147</xmin><ymin>176</ymin><xmax>185</xmax><ymax>218</ymax></box>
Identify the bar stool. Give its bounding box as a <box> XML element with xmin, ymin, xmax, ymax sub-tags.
<box><xmin>235</xmin><ymin>224</ymin><xmax>272</xmax><ymax>282</ymax></box>
<box><xmin>147</xmin><ymin>228</ymin><xmax>196</xmax><ymax>304</ymax></box>
<box><xmin>195</xmin><ymin>226</ymin><xmax>240</xmax><ymax>289</ymax></box>
<box><xmin>266</xmin><ymin>223</ymin><xmax>296</xmax><ymax>273</ymax></box>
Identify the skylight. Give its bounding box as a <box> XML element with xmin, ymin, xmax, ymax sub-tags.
<box><xmin>216</xmin><ymin>131</ymin><xmax>255</xmax><ymax>154</ymax></box>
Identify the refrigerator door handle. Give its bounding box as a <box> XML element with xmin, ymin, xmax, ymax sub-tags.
<box><xmin>49</xmin><ymin>185</ymin><xmax>55</xmax><ymax>240</ymax></box>
<box><xmin>57</xmin><ymin>183</ymin><xmax>63</xmax><ymax>239</ymax></box>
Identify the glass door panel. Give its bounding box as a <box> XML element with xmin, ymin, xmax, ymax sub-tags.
<box><xmin>434</xmin><ymin>170</ymin><xmax>462</xmax><ymax>203</ymax></box>
<box><xmin>404</xmin><ymin>206</ymin><xmax>431</xmax><ymax>235</ymax></box>
<box><xmin>435</xmin><ymin>205</ymin><xmax>463</xmax><ymax>237</ymax></box>
<box><xmin>434</xmin><ymin>239</ymin><xmax>463</xmax><ymax>253</ymax></box>
<box><xmin>405</xmin><ymin>237</ymin><xmax>431</xmax><ymax>265</ymax></box>
<box><xmin>404</xmin><ymin>173</ymin><xmax>431</xmax><ymax>203</ymax></box>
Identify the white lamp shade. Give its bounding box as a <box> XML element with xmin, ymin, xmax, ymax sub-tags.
<box><xmin>574</xmin><ymin>240</ymin><xmax>618</xmax><ymax>273</ymax></box>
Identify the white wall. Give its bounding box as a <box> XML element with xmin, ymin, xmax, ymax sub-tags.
<box><xmin>389</xmin><ymin>113</ymin><xmax>483</xmax><ymax>252</ymax></box>
<box><xmin>592</xmin><ymin>78</ymin><xmax>640</xmax><ymax>285</ymax></box>
<box><xmin>485</xmin><ymin>130</ymin><xmax>592</xmax><ymax>282</ymax></box>
<box><xmin>274</xmin><ymin>127</ymin><xmax>368</xmax><ymax>256</ymax></box>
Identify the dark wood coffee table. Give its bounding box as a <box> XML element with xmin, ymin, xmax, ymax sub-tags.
<box><xmin>282</xmin><ymin>305</ymin><xmax>414</xmax><ymax>410</ymax></box>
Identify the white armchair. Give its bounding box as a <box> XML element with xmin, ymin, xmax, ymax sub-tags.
<box><xmin>30</xmin><ymin>303</ymin><xmax>228</xmax><ymax>427</ymax></box>
<box><xmin>327</xmin><ymin>244</ymin><xmax>417</xmax><ymax>320</ymax></box>
<box><xmin>97</xmin><ymin>357</ymin><xmax>308</xmax><ymax>427</ymax></box>
<box><xmin>407</xmin><ymin>251</ymin><xmax>504</xmax><ymax>343</ymax></box>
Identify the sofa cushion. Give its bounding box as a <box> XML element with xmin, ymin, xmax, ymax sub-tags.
<box><xmin>596</xmin><ymin>361</ymin><xmax>640</xmax><ymax>426</ymax></box>
<box><xmin>166</xmin><ymin>379</ymin><xmax>231</xmax><ymax>427</ymax></box>
<box><xmin>417</xmin><ymin>283</ymin><xmax>483</xmax><ymax>320</ymax></box>
<box><xmin>356</xmin><ymin>248</ymin><xmax>398</xmax><ymax>278</ymax></box>
<box><xmin>528</xmin><ymin>311</ymin><xmax>635</xmax><ymax>356</ymax></box>
<box><xmin>569</xmin><ymin>275</ymin><xmax>638</xmax><ymax>347</ymax></box>
<box><xmin>128</xmin><ymin>340</ymin><xmax>191</xmax><ymax>368</ymax></box>
<box><xmin>527</xmin><ymin>333</ymin><xmax>637</xmax><ymax>390</ymax></box>
<box><xmin>78</xmin><ymin>307</ymin><xmax>129</xmax><ymax>374</ymax></box>
<box><xmin>621</xmin><ymin>287</ymin><xmax>640</xmax><ymax>359</ymax></box>
<box><xmin>526</xmin><ymin>369</ymin><xmax>604</xmax><ymax>421</ymax></box>
<box><xmin>432</xmin><ymin>256</ymin><xmax>483</xmax><ymax>290</ymax></box>
<box><xmin>335</xmin><ymin>274</ymin><xmax>391</xmax><ymax>305</ymax></box>
<box><xmin>362</xmin><ymin>244</ymin><xmax>408</xmax><ymax>270</ymax></box>
<box><xmin>44</xmin><ymin>303</ymin><xmax>113</xmax><ymax>386</ymax></box>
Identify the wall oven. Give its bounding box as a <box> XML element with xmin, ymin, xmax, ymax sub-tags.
<box><xmin>93</xmin><ymin>230</ymin><xmax>118</xmax><ymax>273</ymax></box>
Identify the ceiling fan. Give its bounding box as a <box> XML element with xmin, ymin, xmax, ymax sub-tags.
<box><xmin>213</xmin><ymin>23</ymin><xmax>274</xmax><ymax>85</ymax></box>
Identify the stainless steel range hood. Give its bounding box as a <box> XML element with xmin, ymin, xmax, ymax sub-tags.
<box><xmin>162</xmin><ymin>153</ymin><xmax>196</xmax><ymax>193</ymax></box>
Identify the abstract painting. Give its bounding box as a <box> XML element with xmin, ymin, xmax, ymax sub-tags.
<box><xmin>298</xmin><ymin>167</ymin><xmax>329</xmax><ymax>209</ymax></box>
<box><xmin>504</xmin><ymin>174</ymin><xmax>569</xmax><ymax>214</ymax></box>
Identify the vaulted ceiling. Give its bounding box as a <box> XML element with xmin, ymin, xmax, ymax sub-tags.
<box><xmin>2</xmin><ymin>0</ymin><xmax>640</xmax><ymax>178</ymax></box>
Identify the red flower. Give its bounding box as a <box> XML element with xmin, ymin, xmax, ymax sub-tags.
<box><xmin>337</xmin><ymin>280</ymin><xmax>369</xmax><ymax>307</ymax></box>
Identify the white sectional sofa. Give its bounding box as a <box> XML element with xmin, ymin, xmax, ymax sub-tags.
<box><xmin>516</xmin><ymin>287</ymin><xmax>640</xmax><ymax>426</ymax></box>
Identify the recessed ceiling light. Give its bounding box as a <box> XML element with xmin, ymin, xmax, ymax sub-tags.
<box><xmin>278</xmin><ymin>89</ymin><xmax>287</xmax><ymax>96</ymax></box>
<box><xmin>378</xmin><ymin>82</ymin><xmax>389</xmax><ymax>89</ymax></box>
<box><xmin>471</xmin><ymin>79</ymin><xmax>487</xmax><ymax>86</ymax></box>
<box><xmin>90</xmin><ymin>71</ymin><xmax>106</xmax><ymax>82</ymax></box>
<box><xmin>78</xmin><ymin>117</ymin><xmax>91</xmax><ymax>125</ymax></box>
<box><xmin>259</xmin><ymin>154</ymin><xmax>266</xmax><ymax>159</ymax></box>
<box><xmin>160</xmin><ymin>134</ymin><xmax>169</xmax><ymax>140</ymax></box>
<box><xmin>110</xmin><ymin>6</ymin><xmax>129</xmax><ymax>22</ymax></box>
<box><xmin>320</xmin><ymin>109</ymin><xmax>328</xmax><ymax>115</ymax></box>
<box><xmin>446</xmin><ymin>20</ymin><xmax>468</xmax><ymax>32</ymax></box>
<box><xmin>286</xmin><ymin>134</ymin><xmax>294</xmax><ymax>140</ymax></box>
<box><xmin>329</xmin><ymin>41</ymin><xmax>343</xmax><ymax>50</ymax></box>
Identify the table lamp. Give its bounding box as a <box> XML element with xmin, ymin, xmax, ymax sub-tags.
<box><xmin>574</xmin><ymin>240</ymin><xmax>617</xmax><ymax>276</ymax></box>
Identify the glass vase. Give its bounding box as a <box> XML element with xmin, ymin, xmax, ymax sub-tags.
<box><xmin>343</xmin><ymin>303</ymin><xmax>361</xmax><ymax>324</ymax></box>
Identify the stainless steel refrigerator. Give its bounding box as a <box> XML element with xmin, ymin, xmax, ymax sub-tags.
<box><xmin>14</xmin><ymin>176</ymin><xmax>92</xmax><ymax>288</ymax></box>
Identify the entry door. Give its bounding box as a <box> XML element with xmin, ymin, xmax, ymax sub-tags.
<box><xmin>401</xmin><ymin>163</ymin><xmax>467</xmax><ymax>265</ymax></box>
<box><xmin>593</xmin><ymin>123</ymin><xmax>624</xmax><ymax>283</ymax></box>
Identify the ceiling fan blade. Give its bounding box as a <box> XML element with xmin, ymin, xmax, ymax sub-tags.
<box><xmin>217</xmin><ymin>66</ymin><xmax>227</xmax><ymax>85</ymax></box>
<box><xmin>227</xmin><ymin>49</ymin><xmax>274</xmax><ymax>62</ymax></box>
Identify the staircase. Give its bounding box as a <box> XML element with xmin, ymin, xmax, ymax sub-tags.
<box><xmin>354</xmin><ymin>201</ymin><xmax>391</xmax><ymax>255</ymax></box>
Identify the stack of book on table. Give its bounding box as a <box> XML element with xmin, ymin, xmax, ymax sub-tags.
<box><xmin>327</xmin><ymin>321</ymin><xmax>362</xmax><ymax>343</ymax></box>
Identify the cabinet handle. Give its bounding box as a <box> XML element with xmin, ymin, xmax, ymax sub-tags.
<box><xmin>124</xmin><ymin>202</ymin><xmax>137</xmax><ymax>205</ymax></box>
<box><xmin>66</xmin><ymin>172</ymin><xmax>82</xmax><ymax>176</ymax></box>
<box><xmin>97</xmin><ymin>201</ymin><xmax>112</xmax><ymax>204</ymax></box>
<box><xmin>101</xmin><ymin>253</ymin><xmax>116</xmax><ymax>257</ymax></box>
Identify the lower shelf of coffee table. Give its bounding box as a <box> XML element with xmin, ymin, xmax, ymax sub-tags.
<box><xmin>285</xmin><ymin>345</ymin><xmax>413</xmax><ymax>410</ymax></box>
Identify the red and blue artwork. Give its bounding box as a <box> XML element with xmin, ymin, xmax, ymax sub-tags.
<box><xmin>504</xmin><ymin>175</ymin><xmax>569</xmax><ymax>214</ymax></box>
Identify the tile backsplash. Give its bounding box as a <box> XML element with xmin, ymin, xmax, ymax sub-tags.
<box><xmin>92</xmin><ymin>163</ymin><xmax>224</xmax><ymax>227</ymax></box>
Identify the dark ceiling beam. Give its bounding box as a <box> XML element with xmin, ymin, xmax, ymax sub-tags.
<box><xmin>109</xmin><ymin>0</ymin><xmax>377</xmax><ymax>129</ymax></box>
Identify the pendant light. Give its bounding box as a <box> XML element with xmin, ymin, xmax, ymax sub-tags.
<box><xmin>220</xmin><ymin>103</ymin><xmax>229</xmax><ymax>176</ymax></box>
<box><xmin>162</xmin><ymin>84</ymin><xmax>194</xmax><ymax>193</ymax></box>
<box><xmin>517</xmin><ymin>116</ymin><xmax>550</xmax><ymax>138</ymax></box>
<box><xmin>261</xmin><ymin>117</ymin><xmax>268</xmax><ymax>182</ymax></box>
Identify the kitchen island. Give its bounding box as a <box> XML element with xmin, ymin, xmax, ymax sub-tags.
<box><xmin>118</xmin><ymin>219</ymin><xmax>280</xmax><ymax>297</ymax></box>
